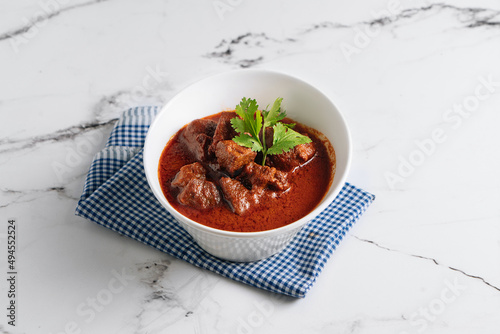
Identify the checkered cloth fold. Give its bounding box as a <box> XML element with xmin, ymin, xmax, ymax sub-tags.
<box><xmin>75</xmin><ymin>107</ymin><xmax>375</xmax><ymax>298</ymax></box>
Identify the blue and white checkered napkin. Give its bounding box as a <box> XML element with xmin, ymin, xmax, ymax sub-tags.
<box><xmin>76</xmin><ymin>107</ymin><xmax>375</xmax><ymax>298</ymax></box>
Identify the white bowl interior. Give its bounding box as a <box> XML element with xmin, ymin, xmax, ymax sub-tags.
<box><xmin>144</xmin><ymin>69</ymin><xmax>351</xmax><ymax>240</ymax></box>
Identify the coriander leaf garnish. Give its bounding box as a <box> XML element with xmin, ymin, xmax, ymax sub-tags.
<box><xmin>231</xmin><ymin>98</ymin><xmax>263</xmax><ymax>152</ymax></box>
<box><xmin>232</xmin><ymin>132</ymin><xmax>263</xmax><ymax>152</ymax></box>
<box><xmin>231</xmin><ymin>97</ymin><xmax>312</xmax><ymax>165</ymax></box>
<box><xmin>267</xmin><ymin>122</ymin><xmax>312</xmax><ymax>155</ymax></box>
<box><xmin>262</xmin><ymin>97</ymin><xmax>286</xmax><ymax>128</ymax></box>
<box><xmin>234</xmin><ymin>97</ymin><xmax>262</xmax><ymax>141</ymax></box>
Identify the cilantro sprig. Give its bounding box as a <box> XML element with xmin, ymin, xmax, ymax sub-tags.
<box><xmin>231</xmin><ymin>97</ymin><xmax>312</xmax><ymax>165</ymax></box>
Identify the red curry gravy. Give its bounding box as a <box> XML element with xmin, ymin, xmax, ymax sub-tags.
<box><xmin>158</xmin><ymin>112</ymin><xmax>335</xmax><ymax>232</ymax></box>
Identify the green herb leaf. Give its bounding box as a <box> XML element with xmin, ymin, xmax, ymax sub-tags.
<box><xmin>267</xmin><ymin>123</ymin><xmax>312</xmax><ymax>155</ymax></box>
<box><xmin>231</xmin><ymin>97</ymin><xmax>311</xmax><ymax>165</ymax></box>
<box><xmin>234</xmin><ymin>98</ymin><xmax>261</xmax><ymax>140</ymax></box>
<box><xmin>233</xmin><ymin>133</ymin><xmax>263</xmax><ymax>152</ymax></box>
<box><xmin>230</xmin><ymin>117</ymin><xmax>246</xmax><ymax>135</ymax></box>
<box><xmin>262</xmin><ymin>97</ymin><xmax>286</xmax><ymax>128</ymax></box>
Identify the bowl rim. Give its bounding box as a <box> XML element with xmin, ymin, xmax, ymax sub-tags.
<box><xmin>144</xmin><ymin>69</ymin><xmax>352</xmax><ymax>239</ymax></box>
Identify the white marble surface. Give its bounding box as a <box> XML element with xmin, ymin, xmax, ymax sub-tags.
<box><xmin>1</xmin><ymin>0</ymin><xmax>500</xmax><ymax>333</ymax></box>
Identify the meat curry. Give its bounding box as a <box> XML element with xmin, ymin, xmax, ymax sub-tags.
<box><xmin>158</xmin><ymin>107</ymin><xmax>335</xmax><ymax>232</ymax></box>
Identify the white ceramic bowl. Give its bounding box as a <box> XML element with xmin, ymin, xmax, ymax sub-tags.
<box><xmin>144</xmin><ymin>69</ymin><xmax>351</xmax><ymax>262</ymax></box>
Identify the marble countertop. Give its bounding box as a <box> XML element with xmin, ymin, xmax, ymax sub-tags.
<box><xmin>1</xmin><ymin>0</ymin><xmax>500</xmax><ymax>333</ymax></box>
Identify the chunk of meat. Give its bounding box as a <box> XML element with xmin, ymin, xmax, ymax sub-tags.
<box><xmin>209</xmin><ymin>112</ymin><xmax>238</xmax><ymax>154</ymax></box>
<box><xmin>180</xmin><ymin>119</ymin><xmax>217</xmax><ymax>161</ymax></box>
<box><xmin>267</xmin><ymin>141</ymin><xmax>316</xmax><ymax>171</ymax></box>
<box><xmin>183</xmin><ymin>118</ymin><xmax>217</xmax><ymax>138</ymax></box>
<box><xmin>240</xmin><ymin>162</ymin><xmax>289</xmax><ymax>191</ymax></box>
<box><xmin>263</xmin><ymin>127</ymin><xmax>273</xmax><ymax>149</ymax></box>
<box><xmin>177</xmin><ymin>178</ymin><xmax>221</xmax><ymax>209</ymax></box>
<box><xmin>219</xmin><ymin>177</ymin><xmax>262</xmax><ymax>215</ymax></box>
<box><xmin>171</xmin><ymin>162</ymin><xmax>220</xmax><ymax>210</ymax></box>
<box><xmin>171</xmin><ymin>162</ymin><xmax>206</xmax><ymax>188</ymax></box>
<box><xmin>215</xmin><ymin>140</ymin><xmax>257</xmax><ymax>175</ymax></box>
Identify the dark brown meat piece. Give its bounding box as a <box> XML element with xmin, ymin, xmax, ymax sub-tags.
<box><xmin>179</xmin><ymin>119</ymin><xmax>217</xmax><ymax>161</ymax></box>
<box><xmin>219</xmin><ymin>177</ymin><xmax>262</xmax><ymax>215</ymax></box>
<box><xmin>171</xmin><ymin>162</ymin><xmax>220</xmax><ymax>210</ymax></box>
<box><xmin>209</xmin><ymin>112</ymin><xmax>238</xmax><ymax>155</ymax></box>
<box><xmin>267</xmin><ymin>142</ymin><xmax>316</xmax><ymax>171</ymax></box>
<box><xmin>240</xmin><ymin>162</ymin><xmax>289</xmax><ymax>191</ymax></box>
<box><xmin>215</xmin><ymin>140</ymin><xmax>257</xmax><ymax>175</ymax></box>
<box><xmin>171</xmin><ymin>162</ymin><xmax>206</xmax><ymax>188</ymax></box>
<box><xmin>263</xmin><ymin>127</ymin><xmax>273</xmax><ymax>149</ymax></box>
<box><xmin>177</xmin><ymin>178</ymin><xmax>221</xmax><ymax>209</ymax></box>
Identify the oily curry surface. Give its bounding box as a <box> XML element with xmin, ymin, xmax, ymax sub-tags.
<box><xmin>158</xmin><ymin>112</ymin><xmax>335</xmax><ymax>232</ymax></box>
